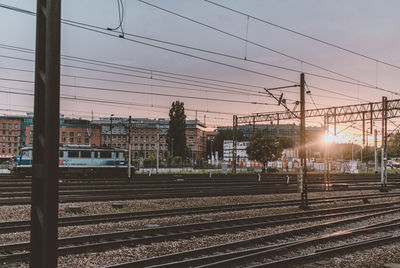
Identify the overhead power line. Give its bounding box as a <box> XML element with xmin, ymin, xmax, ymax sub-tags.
<box><xmin>0</xmin><ymin>76</ymin><xmax>276</xmax><ymax>105</ymax></box>
<box><xmin>204</xmin><ymin>0</ymin><xmax>400</xmax><ymax>71</ymax></box>
<box><xmin>137</xmin><ymin>0</ymin><xmax>378</xmax><ymax>87</ymax></box>
<box><xmin>0</xmin><ymin>4</ymin><xmax>383</xmax><ymax>102</ymax></box>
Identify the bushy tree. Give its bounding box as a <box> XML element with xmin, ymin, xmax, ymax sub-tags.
<box><xmin>388</xmin><ymin>132</ymin><xmax>400</xmax><ymax>157</ymax></box>
<box><xmin>246</xmin><ymin>136</ymin><xmax>293</xmax><ymax>172</ymax></box>
<box><xmin>167</xmin><ymin>101</ymin><xmax>187</xmax><ymax>157</ymax></box>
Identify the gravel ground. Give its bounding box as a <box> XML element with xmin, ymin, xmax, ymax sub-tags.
<box><xmin>1</xmin><ymin>196</ymin><xmax>398</xmax><ymax>245</ymax></box>
<box><xmin>0</xmin><ymin>189</ymin><xmax>397</xmax><ymax>222</ymax></box>
<box><xmin>56</xmin><ymin>210</ymin><xmax>400</xmax><ymax>267</ymax></box>
<box><xmin>2</xmin><ymin>189</ymin><xmax>400</xmax><ymax>268</ymax></box>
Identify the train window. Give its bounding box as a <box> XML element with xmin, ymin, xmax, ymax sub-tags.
<box><xmin>81</xmin><ymin>151</ymin><xmax>91</xmax><ymax>158</ymax></box>
<box><xmin>59</xmin><ymin>151</ymin><xmax>64</xmax><ymax>158</ymax></box>
<box><xmin>100</xmin><ymin>151</ymin><xmax>112</xmax><ymax>158</ymax></box>
<box><xmin>69</xmin><ymin>151</ymin><xmax>79</xmax><ymax>158</ymax></box>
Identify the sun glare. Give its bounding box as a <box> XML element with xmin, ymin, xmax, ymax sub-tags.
<box><xmin>323</xmin><ymin>134</ymin><xmax>336</xmax><ymax>144</ymax></box>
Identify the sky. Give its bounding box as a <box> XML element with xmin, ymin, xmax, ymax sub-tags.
<box><xmin>0</xmin><ymin>0</ymin><xmax>400</xmax><ymax>141</ymax></box>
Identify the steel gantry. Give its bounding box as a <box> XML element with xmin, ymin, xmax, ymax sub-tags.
<box><xmin>233</xmin><ymin>74</ymin><xmax>399</xmax><ymax>207</ymax></box>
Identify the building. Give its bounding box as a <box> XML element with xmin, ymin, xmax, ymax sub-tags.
<box><xmin>0</xmin><ymin>116</ymin><xmax>23</xmax><ymax>158</ymax></box>
<box><xmin>223</xmin><ymin>140</ymin><xmax>250</xmax><ymax>161</ymax></box>
<box><xmin>94</xmin><ymin>117</ymin><xmax>208</xmax><ymax>161</ymax></box>
<box><xmin>25</xmin><ymin>116</ymin><xmax>101</xmax><ymax>147</ymax></box>
<box><xmin>218</xmin><ymin>123</ymin><xmax>324</xmax><ymax>159</ymax></box>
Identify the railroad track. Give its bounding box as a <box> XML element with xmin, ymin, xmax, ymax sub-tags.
<box><xmin>104</xmin><ymin>210</ymin><xmax>400</xmax><ymax>267</ymax></box>
<box><xmin>1</xmin><ymin>185</ymin><xmax>400</xmax><ymax>206</ymax></box>
<box><xmin>1</xmin><ymin>201</ymin><xmax>400</xmax><ymax>263</ymax></box>
<box><xmin>1</xmin><ymin>192</ymin><xmax>400</xmax><ymax>234</ymax></box>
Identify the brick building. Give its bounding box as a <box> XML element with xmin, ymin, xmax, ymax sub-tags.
<box><xmin>25</xmin><ymin>117</ymin><xmax>101</xmax><ymax>147</ymax></box>
<box><xmin>94</xmin><ymin>117</ymin><xmax>208</xmax><ymax>161</ymax></box>
<box><xmin>0</xmin><ymin>116</ymin><xmax>23</xmax><ymax>158</ymax></box>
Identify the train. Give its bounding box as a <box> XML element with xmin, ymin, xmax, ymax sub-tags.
<box><xmin>10</xmin><ymin>145</ymin><xmax>134</xmax><ymax>178</ymax></box>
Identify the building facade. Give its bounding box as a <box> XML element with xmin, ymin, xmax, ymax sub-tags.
<box><xmin>0</xmin><ymin>116</ymin><xmax>23</xmax><ymax>158</ymax></box>
<box><xmin>94</xmin><ymin>118</ymin><xmax>207</xmax><ymax>161</ymax></box>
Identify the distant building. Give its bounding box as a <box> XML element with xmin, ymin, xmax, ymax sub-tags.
<box><xmin>0</xmin><ymin>116</ymin><xmax>23</xmax><ymax>158</ymax></box>
<box><xmin>93</xmin><ymin>118</ymin><xmax>208</xmax><ymax>161</ymax></box>
<box><xmin>25</xmin><ymin>117</ymin><xmax>101</xmax><ymax>147</ymax></box>
<box><xmin>223</xmin><ymin>140</ymin><xmax>250</xmax><ymax>161</ymax></box>
<box><xmin>218</xmin><ymin>123</ymin><xmax>324</xmax><ymax>159</ymax></box>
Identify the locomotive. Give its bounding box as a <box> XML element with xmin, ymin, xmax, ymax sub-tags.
<box><xmin>11</xmin><ymin>145</ymin><xmax>133</xmax><ymax>178</ymax></box>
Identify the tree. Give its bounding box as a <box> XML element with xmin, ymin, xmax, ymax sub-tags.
<box><xmin>246</xmin><ymin>136</ymin><xmax>289</xmax><ymax>172</ymax></box>
<box><xmin>167</xmin><ymin>101</ymin><xmax>187</xmax><ymax>157</ymax></box>
<box><xmin>213</xmin><ymin>129</ymin><xmax>244</xmax><ymax>159</ymax></box>
<box><xmin>388</xmin><ymin>132</ymin><xmax>400</xmax><ymax>157</ymax></box>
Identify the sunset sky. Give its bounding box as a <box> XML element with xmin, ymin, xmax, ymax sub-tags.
<box><xmin>0</xmin><ymin>0</ymin><xmax>399</xmax><ymax>141</ymax></box>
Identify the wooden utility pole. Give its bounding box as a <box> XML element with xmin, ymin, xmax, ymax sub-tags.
<box><xmin>299</xmin><ymin>73</ymin><xmax>309</xmax><ymax>209</ymax></box>
<box><xmin>30</xmin><ymin>0</ymin><xmax>61</xmax><ymax>267</ymax></box>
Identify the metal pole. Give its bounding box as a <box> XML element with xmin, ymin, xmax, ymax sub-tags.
<box><xmin>381</xmin><ymin>96</ymin><xmax>388</xmax><ymax>191</ymax></box>
<box><xmin>110</xmin><ymin>114</ymin><xmax>114</xmax><ymax>148</ymax></box>
<box><xmin>128</xmin><ymin>116</ymin><xmax>132</xmax><ymax>179</ymax></box>
<box><xmin>30</xmin><ymin>0</ymin><xmax>61</xmax><ymax>267</ymax></box>
<box><xmin>232</xmin><ymin>115</ymin><xmax>237</xmax><ymax>174</ymax></box>
<box><xmin>374</xmin><ymin>129</ymin><xmax>378</xmax><ymax>174</ymax></box>
<box><xmin>324</xmin><ymin>114</ymin><xmax>329</xmax><ymax>190</ymax></box>
<box><xmin>299</xmin><ymin>73</ymin><xmax>309</xmax><ymax>209</ymax></box>
<box><xmin>156</xmin><ymin>124</ymin><xmax>159</xmax><ymax>174</ymax></box>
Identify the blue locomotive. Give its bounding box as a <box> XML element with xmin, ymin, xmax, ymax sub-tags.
<box><xmin>11</xmin><ymin>145</ymin><xmax>133</xmax><ymax>178</ymax></box>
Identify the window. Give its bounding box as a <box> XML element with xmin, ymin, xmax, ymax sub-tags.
<box><xmin>2</xmin><ymin>137</ymin><xmax>5</xmax><ymax>141</ymax></box>
<box><xmin>8</xmin><ymin>137</ymin><xmax>12</xmax><ymax>141</ymax></box>
<box><xmin>8</xmin><ymin>148</ymin><xmax>11</xmax><ymax>153</ymax></box>
<box><xmin>30</xmin><ymin>130</ymin><xmax>33</xmax><ymax>135</ymax></box>
<box><xmin>2</xmin><ymin>143</ymin><xmax>5</xmax><ymax>147</ymax></box>
<box><xmin>135</xmin><ymin>144</ymin><xmax>138</xmax><ymax>149</ymax></box>
<box><xmin>135</xmin><ymin>136</ymin><xmax>138</xmax><ymax>142</ymax></box>
<box><xmin>77</xmin><ymin>138</ymin><xmax>81</xmax><ymax>143</ymax></box>
<box><xmin>14</xmin><ymin>130</ymin><xmax>18</xmax><ymax>135</ymax></box>
<box><xmin>69</xmin><ymin>138</ymin><xmax>74</xmax><ymax>143</ymax></box>
<box><xmin>62</xmin><ymin>137</ymin><xmax>66</xmax><ymax>142</ymax></box>
<box><xmin>68</xmin><ymin>151</ymin><xmax>79</xmax><ymax>158</ymax></box>
<box><xmin>77</xmin><ymin>132</ymin><xmax>82</xmax><ymax>137</ymax></box>
<box><xmin>14</xmin><ymin>149</ymin><xmax>17</xmax><ymax>153</ymax></box>
<box><xmin>100</xmin><ymin>151</ymin><xmax>112</xmax><ymax>158</ymax></box>
<box><xmin>85</xmin><ymin>138</ymin><xmax>89</xmax><ymax>143</ymax></box>
<box><xmin>59</xmin><ymin>151</ymin><xmax>64</xmax><ymax>158</ymax></box>
<box><xmin>8</xmin><ymin>130</ymin><xmax>11</xmax><ymax>135</ymax></box>
<box><xmin>9</xmin><ymin>124</ymin><xmax>12</xmax><ymax>129</ymax></box>
<box><xmin>81</xmin><ymin>151</ymin><xmax>91</xmax><ymax>158</ymax></box>
<box><xmin>14</xmin><ymin>137</ymin><xmax>18</xmax><ymax>141</ymax></box>
<box><xmin>85</xmin><ymin>132</ymin><xmax>89</xmax><ymax>137</ymax></box>
<box><xmin>14</xmin><ymin>143</ymin><xmax>17</xmax><ymax>147</ymax></box>
<box><xmin>2</xmin><ymin>123</ymin><xmax>5</xmax><ymax>128</ymax></box>
<box><xmin>70</xmin><ymin>132</ymin><xmax>74</xmax><ymax>137</ymax></box>
<box><xmin>151</xmin><ymin>137</ymin><xmax>155</xmax><ymax>142</ymax></box>
<box><xmin>94</xmin><ymin>152</ymin><xmax>99</xmax><ymax>158</ymax></box>
<box><xmin>29</xmin><ymin>137</ymin><xmax>33</xmax><ymax>141</ymax></box>
<box><xmin>2</xmin><ymin>130</ymin><xmax>5</xmax><ymax>134</ymax></box>
<box><xmin>14</xmin><ymin>124</ymin><xmax>18</xmax><ymax>129</ymax></box>
<box><xmin>62</xmin><ymin>132</ymin><xmax>66</xmax><ymax>136</ymax></box>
